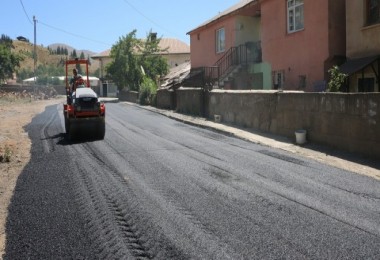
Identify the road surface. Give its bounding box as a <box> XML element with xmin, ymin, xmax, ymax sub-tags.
<box><xmin>3</xmin><ymin>103</ymin><xmax>380</xmax><ymax>259</ymax></box>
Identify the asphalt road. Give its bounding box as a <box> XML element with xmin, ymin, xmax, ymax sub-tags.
<box><xmin>3</xmin><ymin>102</ymin><xmax>380</xmax><ymax>259</ymax></box>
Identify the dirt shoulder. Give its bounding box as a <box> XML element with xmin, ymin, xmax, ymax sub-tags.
<box><xmin>0</xmin><ymin>96</ymin><xmax>63</xmax><ymax>257</ymax></box>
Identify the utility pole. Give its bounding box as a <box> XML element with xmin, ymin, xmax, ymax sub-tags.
<box><xmin>33</xmin><ymin>15</ymin><xmax>37</xmax><ymax>88</ymax></box>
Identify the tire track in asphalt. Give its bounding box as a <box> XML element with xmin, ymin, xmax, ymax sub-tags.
<box><xmin>69</xmin><ymin>136</ymin><xmax>194</xmax><ymax>259</ymax></box>
<box><xmin>66</xmin><ymin>103</ymin><xmax>380</xmax><ymax>258</ymax></box>
<box><xmin>80</xmin><ymin>114</ymin><xmax>244</xmax><ymax>259</ymax></box>
<box><xmin>103</xmin><ymin>105</ymin><xmax>317</xmax><ymax>258</ymax></box>
<box><xmin>39</xmin><ymin>105</ymin><xmax>60</xmax><ymax>154</ymax></box>
<box><xmin>70</xmin><ymin>143</ymin><xmax>153</xmax><ymax>259</ymax></box>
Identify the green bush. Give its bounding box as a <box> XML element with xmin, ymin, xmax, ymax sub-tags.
<box><xmin>139</xmin><ymin>76</ymin><xmax>157</xmax><ymax>105</ymax></box>
<box><xmin>327</xmin><ymin>65</ymin><xmax>347</xmax><ymax>92</ymax></box>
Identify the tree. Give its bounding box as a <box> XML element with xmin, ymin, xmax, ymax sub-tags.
<box><xmin>106</xmin><ymin>30</ymin><xmax>142</xmax><ymax>91</ymax></box>
<box><xmin>70</xmin><ymin>49</ymin><xmax>77</xmax><ymax>59</ymax></box>
<box><xmin>16</xmin><ymin>67</ymin><xmax>34</xmax><ymax>83</ymax></box>
<box><xmin>0</xmin><ymin>35</ymin><xmax>23</xmax><ymax>83</ymax></box>
<box><xmin>80</xmin><ymin>51</ymin><xmax>85</xmax><ymax>59</ymax></box>
<box><xmin>0</xmin><ymin>34</ymin><xmax>13</xmax><ymax>48</ymax></box>
<box><xmin>139</xmin><ymin>31</ymin><xmax>169</xmax><ymax>80</ymax></box>
<box><xmin>106</xmin><ymin>30</ymin><xmax>169</xmax><ymax>91</ymax></box>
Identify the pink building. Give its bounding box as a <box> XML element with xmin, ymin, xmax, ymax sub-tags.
<box><xmin>262</xmin><ymin>0</ymin><xmax>345</xmax><ymax>91</ymax></box>
<box><xmin>187</xmin><ymin>0</ymin><xmax>346</xmax><ymax>91</ymax></box>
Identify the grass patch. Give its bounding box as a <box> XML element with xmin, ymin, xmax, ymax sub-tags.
<box><xmin>0</xmin><ymin>145</ymin><xmax>12</xmax><ymax>163</ymax></box>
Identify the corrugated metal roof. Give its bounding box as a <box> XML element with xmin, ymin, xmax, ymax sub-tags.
<box><xmin>160</xmin><ymin>61</ymin><xmax>191</xmax><ymax>88</ymax></box>
<box><xmin>187</xmin><ymin>0</ymin><xmax>257</xmax><ymax>35</ymax></box>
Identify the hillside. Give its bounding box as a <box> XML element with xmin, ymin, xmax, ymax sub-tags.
<box><xmin>48</xmin><ymin>43</ymin><xmax>96</xmax><ymax>61</ymax></box>
<box><xmin>12</xmin><ymin>41</ymin><xmax>99</xmax><ymax>78</ymax></box>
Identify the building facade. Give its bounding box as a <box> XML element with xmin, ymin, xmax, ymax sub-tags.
<box><xmin>340</xmin><ymin>0</ymin><xmax>380</xmax><ymax>92</ymax></box>
<box><xmin>187</xmin><ymin>0</ymin><xmax>346</xmax><ymax>91</ymax></box>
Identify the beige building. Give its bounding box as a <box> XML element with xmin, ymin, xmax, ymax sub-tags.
<box><xmin>340</xmin><ymin>0</ymin><xmax>380</xmax><ymax>92</ymax></box>
<box><xmin>92</xmin><ymin>38</ymin><xmax>190</xmax><ymax>80</ymax></box>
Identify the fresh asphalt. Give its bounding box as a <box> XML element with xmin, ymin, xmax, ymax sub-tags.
<box><xmin>3</xmin><ymin>100</ymin><xmax>380</xmax><ymax>259</ymax></box>
<box><xmin>124</xmin><ymin>100</ymin><xmax>380</xmax><ymax>181</ymax></box>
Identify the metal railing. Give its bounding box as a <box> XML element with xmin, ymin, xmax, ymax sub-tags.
<box><xmin>185</xmin><ymin>41</ymin><xmax>262</xmax><ymax>88</ymax></box>
<box><xmin>215</xmin><ymin>42</ymin><xmax>261</xmax><ymax>80</ymax></box>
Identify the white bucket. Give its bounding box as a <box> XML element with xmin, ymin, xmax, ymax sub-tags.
<box><xmin>214</xmin><ymin>114</ymin><xmax>221</xmax><ymax>123</ymax></box>
<box><xmin>295</xmin><ymin>129</ymin><xmax>307</xmax><ymax>145</ymax></box>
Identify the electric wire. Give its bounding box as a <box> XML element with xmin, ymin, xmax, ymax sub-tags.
<box><xmin>18</xmin><ymin>0</ymin><xmax>182</xmax><ymax>50</ymax></box>
<box><xmin>122</xmin><ymin>0</ymin><xmax>181</xmax><ymax>38</ymax></box>
<box><xmin>19</xmin><ymin>0</ymin><xmax>32</xmax><ymax>24</ymax></box>
<box><xmin>38</xmin><ymin>20</ymin><xmax>112</xmax><ymax>48</ymax></box>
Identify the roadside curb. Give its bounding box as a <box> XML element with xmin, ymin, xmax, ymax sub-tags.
<box><xmin>99</xmin><ymin>97</ymin><xmax>119</xmax><ymax>103</ymax></box>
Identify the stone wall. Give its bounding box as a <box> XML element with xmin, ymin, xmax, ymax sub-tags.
<box><xmin>201</xmin><ymin>89</ymin><xmax>380</xmax><ymax>159</ymax></box>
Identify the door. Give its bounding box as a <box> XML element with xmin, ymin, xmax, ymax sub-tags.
<box><xmin>358</xmin><ymin>78</ymin><xmax>375</xmax><ymax>92</ymax></box>
<box><xmin>102</xmin><ymin>83</ymin><xmax>108</xmax><ymax>97</ymax></box>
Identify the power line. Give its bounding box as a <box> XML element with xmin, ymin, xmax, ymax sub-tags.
<box><xmin>19</xmin><ymin>0</ymin><xmax>32</xmax><ymax>24</ymax></box>
<box><xmin>122</xmin><ymin>0</ymin><xmax>181</xmax><ymax>38</ymax></box>
<box><xmin>38</xmin><ymin>20</ymin><xmax>112</xmax><ymax>48</ymax></box>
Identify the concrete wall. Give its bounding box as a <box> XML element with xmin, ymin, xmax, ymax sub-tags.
<box><xmin>118</xmin><ymin>90</ymin><xmax>138</xmax><ymax>103</ymax></box>
<box><xmin>157</xmin><ymin>89</ymin><xmax>175</xmax><ymax>109</ymax></box>
<box><xmin>176</xmin><ymin>89</ymin><xmax>380</xmax><ymax>159</ymax></box>
<box><xmin>0</xmin><ymin>84</ymin><xmax>67</xmax><ymax>95</ymax></box>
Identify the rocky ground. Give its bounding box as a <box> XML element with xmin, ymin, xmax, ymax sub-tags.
<box><xmin>0</xmin><ymin>91</ymin><xmax>63</xmax><ymax>257</ymax></box>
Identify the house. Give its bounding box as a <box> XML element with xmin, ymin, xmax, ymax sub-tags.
<box><xmin>91</xmin><ymin>38</ymin><xmax>190</xmax><ymax>81</ymax></box>
<box><xmin>158</xmin><ymin>38</ymin><xmax>191</xmax><ymax>68</ymax></box>
<box><xmin>187</xmin><ymin>0</ymin><xmax>266</xmax><ymax>89</ymax></box>
<box><xmin>339</xmin><ymin>0</ymin><xmax>380</xmax><ymax>92</ymax></box>
<box><xmin>187</xmin><ymin>0</ymin><xmax>346</xmax><ymax>91</ymax></box>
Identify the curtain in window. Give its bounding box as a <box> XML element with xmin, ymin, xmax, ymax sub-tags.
<box><xmin>216</xmin><ymin>28</ymin><xmax>225</xmax><ymax>53</ymax></box>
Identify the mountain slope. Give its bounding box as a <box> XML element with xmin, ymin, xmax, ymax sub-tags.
<box><xmin>12</xmin><ymin>41</ymin><xmax>99</xmax><ymax>75</ymax></box>
<box><xmin>48</xmin><ymin>43</ymin><xmax>96</xmax><ymax>59</ymax></box>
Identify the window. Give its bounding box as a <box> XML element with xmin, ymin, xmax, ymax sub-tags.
<box><xmin>367</xmin><ymin>0</ymin><xmax>380</xmax><ymax>25</ymax></box>
<box><xmin>216</xmin><ymin>28</ymin><xmax>225</xmax><ymax>53</ymax></box>
<box><xmin>287</xmin><ymin>0</ymin><xmax>304</xmax><ymax>33</ymax></box>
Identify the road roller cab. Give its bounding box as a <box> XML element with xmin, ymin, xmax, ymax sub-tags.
<box><xmin>63</xmin><ymin>59</ymin><xmax>106</xmax><ymax>140</ymax></box>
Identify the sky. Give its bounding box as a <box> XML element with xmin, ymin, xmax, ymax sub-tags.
<box><xmin>1</xmin><ymin>0</ymin><xmax>239</xmax><ymax>54</ymax></box>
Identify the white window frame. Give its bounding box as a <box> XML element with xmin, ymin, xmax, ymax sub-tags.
<box><xmin>216</xmin><ymin>28</ymin><xmax>225</xmax><ymax>53</ymax></box>
<box><xmin>287</xmin><ymin>0</ymin><xmax>304</xmax><ymax>33</ymax></box>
